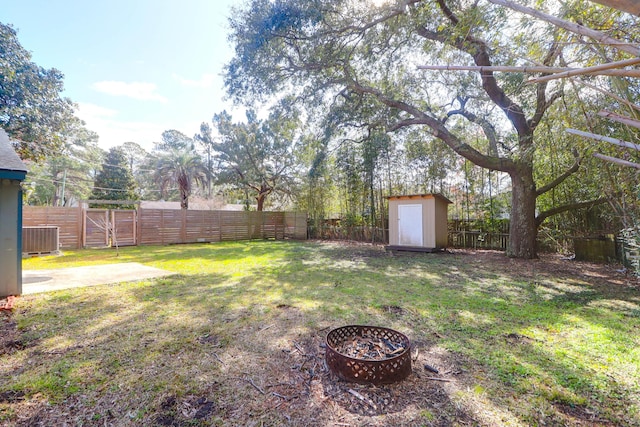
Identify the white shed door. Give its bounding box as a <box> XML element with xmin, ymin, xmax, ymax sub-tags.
<box><xmin>398</xmin><ymin>204</ymin><xmax>423</xmax><ymax>246</ymax></box>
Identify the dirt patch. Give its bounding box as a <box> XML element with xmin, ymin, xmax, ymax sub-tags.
<box><xmin>447</xmin><ymin>248</ymin><xmax>637</xmax><ymax>287</ymax></box>
<box><xmin>152</xmin><ymin>394</ymin><xmax>216</xmax><ymax>426</ymax></box>
<box><xmin>554</xmin><ymin>402</ymin><xmax>618</xmax><ymax>427</ymax></box>
<box><xmin>215</xmin><ymin>331</ymin><xmax>478</xmax><ymax>425</ymax></box>
<box><xmin>0</xmin><ymin>312</ymin><xmax>22</xmax><ymax>356</ymax></box>
<box><xmin>380</xmin><ymin>305</ymin><xmax>406</xmax><ymax>316</ymax></box>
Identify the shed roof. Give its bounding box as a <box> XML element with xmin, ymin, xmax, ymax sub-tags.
<box><xmin>386</xmin><ymin>193</ymin><xmax>452</xmax><ymax>204</ymax></box>
<box><xmin>0</xmin><ymin>129</ymin><xmax>28</xmax><ymax>178</ymax></box>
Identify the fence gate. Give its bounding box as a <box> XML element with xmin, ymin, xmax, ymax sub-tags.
<box><xmin>111</xmin><ymin>210</ymin><xmax>137</xmax><ymax>247</ymax></box>
<box><xmin>83</xmin><ymin>209</ymin><xmax>137</xmax><ymax>248</ymax></box>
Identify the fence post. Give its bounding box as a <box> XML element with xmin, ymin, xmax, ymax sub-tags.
<box><xmin>77</xmin><ymin>206</ymin><xmax>84</xmax><ymax>249</ymax></box>
<box><xmin>136</xmin><ymin>207</ymin><xmax>141</xmax><ymax>246</ymax></box>
<box><xmin>82</xmin><ymin>207</ymin><xmax>87</xmax><ymax>248</ymax></box>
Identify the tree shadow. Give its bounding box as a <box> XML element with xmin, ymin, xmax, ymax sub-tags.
<box><xmin>5</xmin><ymin>241</ymin><xmax>639</xmax><ymax>426</ymax></box>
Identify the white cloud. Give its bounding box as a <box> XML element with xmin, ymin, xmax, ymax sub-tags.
<box><xmin>172</xmin><ymin>73</ymin><xmax>217</xmax><ymax>88</ymax></box>
<box><xmin>76</xmin><ymin>102</ymin><xmax>165</xmax><ymax>150</ymax></box>
<box><xmin>76</xmin><ymin>103</ymin><xmax>118</xmax><ymax>119</ymax></box>
<box><xmin>91</xmin><ymin>81</ymin><xmax>168</xmax><ymax>103</ymax></box>
<box><xmin>75</xmin><ymin>103</ymin><xmax>211</xmax><ymax>152</ymax></box>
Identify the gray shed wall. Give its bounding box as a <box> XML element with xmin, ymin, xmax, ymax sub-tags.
<box><xmin>0</xmin><ymin>129</ymin><xmax>27</xmax><ymax>297</ymax></box>
<box><xmin>0</xmin><ymin>179</ymin><xmax>23</xmax><ymax>296</ymax></box>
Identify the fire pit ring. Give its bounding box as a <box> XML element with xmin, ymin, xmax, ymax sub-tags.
<box><xmin>325</xmin><ymin>325</ymin><xmax>412</xmax><ymax>385</ymax></box>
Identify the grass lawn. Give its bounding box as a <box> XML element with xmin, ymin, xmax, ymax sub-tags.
<box><xmin>2</xmin><ymin>240</ymin><xmax>639</xmax><ymax>426</ymax></box>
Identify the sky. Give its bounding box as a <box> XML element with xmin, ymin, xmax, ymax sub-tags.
<box><xmin>3</xmin><ymin>0</ymin><xmax>241</xmax><ymax>151</ymax></box>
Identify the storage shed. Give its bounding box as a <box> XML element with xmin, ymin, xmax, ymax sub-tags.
<box><xmin>0</xmin><ymin>129</ymin><xmax>28</xmax><ymax>297</ymax></box>
<box><xmin>386</xmin><ymin>194</ymin><xmax>452</xmax><ymax>252</ymax></box>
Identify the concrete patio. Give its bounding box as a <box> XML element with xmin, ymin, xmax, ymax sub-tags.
<box><xmin>22</xmin><ymin>263</ymin><xmax>176</xmax><ymax>294</ymax></box>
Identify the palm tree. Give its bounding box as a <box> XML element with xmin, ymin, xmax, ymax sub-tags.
<box><xmin>155</xmin><ymin>150</ymin><xmax>208</xmax><ymax>209</ymax></box>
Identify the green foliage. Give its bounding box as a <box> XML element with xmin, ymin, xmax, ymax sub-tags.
<box><xmin>120</xmin><ymin>141</ymin><xmax>149</xmax><ymax>174</ymax></box>
<box><xmin>25</xmin><ymin>125</ymin><xmax>101</xmax><ymax>206</ymax></box>
<box><xmin>119</xmin><ymin>141</ymin><xmax>155</xmax><ymax>199</ymax></box>
<box><xmin>211</xmin><ymin>103</ymin><xmax>300</xmax><ymax>211</ymax></box>
<box><xmin>153</xmin><ymin>147</ymin><xmax>208</xmax><ymax>210</ymax></box>
<box><xmin>154</xmin><ymin>129</ymin><xmax>194</xmax><ymax>152</ymax></box>
<box><xmin>224</xmin><ymin>0</ymin><xmax>640</xmax><ymax>258</ymax></box>
<box><xmin>90</xmin><ymin>147</ymin><xmax>137</xmax><ymax>208</ymax></box>
<box><xmin>0</xmin><ymin>22</ymin><xmax>83</xmax><ymax>161</ymax></box>
<box><xmin>619</xmin><ymin>226</ymin><xmax>640</xmax><ymax>276</ymax></box>
<box><xmin>296</xmin><ymin>132</ymin><xmax>339</xmax><ymax>231</ymax></box>
<box><xmin>194</xmin><ymin>122</ymin><xmax>216</xmax><ymax>198</ymax></box>
<box><xmin>404</xmin><ymin>128</ymin><xmax>457</xmax><ymax>194</ymax></box>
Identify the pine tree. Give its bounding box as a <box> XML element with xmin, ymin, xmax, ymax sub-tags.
<box><xmin>91</xmin><ymin>147</ymin><xmax>138</xmax><ymax>208</ymax></box>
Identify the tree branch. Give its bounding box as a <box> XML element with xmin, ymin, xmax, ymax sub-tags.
<box><xmin>590</xmin><ymin>0</ymin><xmax>640</xmax><ymax>15</ymax></box>
<box><xmin>447</xmin><ymin>97</ymin><xmax>500</xmax><ymax>156</ymax></box>
<box><xmin>416</xmin><ymin>64</ymin><xmax>640</xmax><ymax>77</ymax></box>
<box><xmin>597</xmin><ymin>111</ymin><xmax>640</xmax><ymax>130</ymax></box>
<box><xmin>347</xmin><ymin>79</ymin><xmax>512</xmax><ymax>171</ymax></box>
<box><xmin>415</xmin><ymin>12</ymin><xmax>531</xmax><ymax>144</ymax></box>
<box><xmin>566</xmin><ymin>128</ymin><xmax>640</xmax><ymax>151</ymax></box>
<box><xmin>536</xmin><ymin>153</ymin><xmax>581</xmax><ymax>196</ymax></box>
<box><xmin>536</xmin><ymin>196</ymin><xmax>610</xmax><ymax>227</ymax></box>
<box><xmin>581</xmin><ymin>81</ymin><xmax>640</xmax><ymax>113</ymax></box>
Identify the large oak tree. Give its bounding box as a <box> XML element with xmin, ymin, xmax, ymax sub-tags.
<box><xmin>223</xmin><ymin>0</ymin><xmax>637</xmax><ymax>258</ymax></box>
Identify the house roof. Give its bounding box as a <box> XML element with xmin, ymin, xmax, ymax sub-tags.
<box><xmin>0</xmin><ymin>129</ymin><xmax>27</xmax><ymax>180</ymax></box>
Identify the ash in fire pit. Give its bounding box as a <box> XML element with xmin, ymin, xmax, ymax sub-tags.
<box><xmin>325</xmin><ymin>325</ymin><xmax>411</xmax><ymax>385</ymax></box>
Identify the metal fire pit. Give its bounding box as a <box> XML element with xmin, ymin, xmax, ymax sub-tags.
<box><xmin>325</xmin><ymin>325</ymin><xmax>412</xmax><ymax>385</ymax></box>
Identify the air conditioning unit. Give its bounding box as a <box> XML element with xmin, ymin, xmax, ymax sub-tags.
<box><xmin>22</xmin><ymin>226</ymin><xmax>60</xmax><ymax>256</ymax></box>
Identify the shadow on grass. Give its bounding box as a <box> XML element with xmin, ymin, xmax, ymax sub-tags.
<box><xmin>5</xmin><ymin>241</ymin><xmax>640</xmax><ymax>426</ymax></box>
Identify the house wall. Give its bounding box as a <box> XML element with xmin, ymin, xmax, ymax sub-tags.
<box><xmin>0</xmin><ymin>179</ymin><xmax>22</xmax><ymax>297</ymax></box>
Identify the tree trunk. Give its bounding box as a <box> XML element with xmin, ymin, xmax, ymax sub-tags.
<box><xmin>53</xmin><ymin>187</ymin><xmax>61</xmax><ymax>207</ymax></box>
<box><xmin>507</xmin><ymin>166</ymin><xmax>538</xmax><ymax>259</ymax></box>
<box><xmin>256</xmin><ymin>184</ymin><xmax>273</xmax><ymax>212</ymax></box>
<box><xmin>180</xmin><ymin>189</ymin><xmax>188</xmax><ymax>210</ymax></box>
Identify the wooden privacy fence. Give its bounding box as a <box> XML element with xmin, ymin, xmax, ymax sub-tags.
<box><xmin>137</xmin><ymin>208</ymin><xmax>307</xmax><ymax>245</ymax></box>
<box><xmin>23</xmin><ymin>206</ymin><xmax>83</xmax><ymax>249</ymax></box>
<box><xmin>22</xmin><ymin>206</ymin><xmax>307</xmax><ymax>249</ymax></box>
